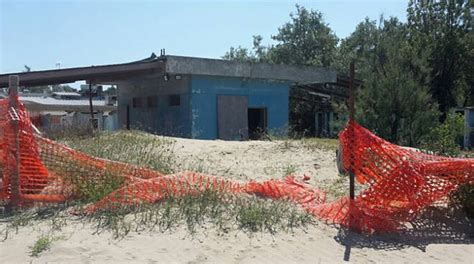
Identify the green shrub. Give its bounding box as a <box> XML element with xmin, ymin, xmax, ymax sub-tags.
<box><xmin>418</xmin><ymin>112</ymin><xmax>472</xmax><ymax>218</ymax></box>
<box><xmin>450</xmin><ymin>184</ymin><xmax>474</xmax><ymax>219</ymax></box>
<box><xmin>30</xmin><ymin>235</ymin><xmax>54</xmax><ymax>257</ymax></box>
<box><xmin>420</xmin><ymin>112</ymin><xmax>464</xmax><ymax>156</ymax></box>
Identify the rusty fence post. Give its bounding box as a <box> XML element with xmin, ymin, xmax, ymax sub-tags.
<box><xmin>88</xmin><ymin>81</ymin><xmax>95</xmax><ymax>119</ymax></box>
<box><xmin>7</xmin><ymin>75</ymin><xmax>21</xmax><ymax>211</ymax></box>
<box><xmin>347</xmin><ymin>61</ymin><xmax>357</xmax><ymax>233</ymax></box>
<box><xmin>348</xmin><ymin>62</ymin><xmax>355</xmax><ymax>201</ymax></box>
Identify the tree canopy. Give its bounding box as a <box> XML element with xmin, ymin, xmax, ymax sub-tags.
<box><xmin>223</xmin><ymin>5</ymin><xmax>338</xmax><ymax>67</ymax></box>
<box><xmin>223</xmin><ymin>1</ymin><xmax>472</xmax><ymax>151</ymax></box>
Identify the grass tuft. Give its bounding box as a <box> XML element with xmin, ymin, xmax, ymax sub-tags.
<box><xmin>283</xmin><ymin>164</ymin><xmax>299</xmax><ymax>176</ymax></box>
<box><xmin>87</xmin><ymin>186</ymin><xmax>314</xmax><ymax>239</ymax></box>
<box><xmin>300</xmin><ymin>137</ymin><xmax>339</xmax><ymax>152</ymax></box>
<box><xmin>60</xmin><ymin>130</ymin><xmax>176</xmax><ymax>174</ymax></box>
<box><xmin>29</xmin><ymin>235</ymin><xmax>55</xmax><ymax>257</ymax></box>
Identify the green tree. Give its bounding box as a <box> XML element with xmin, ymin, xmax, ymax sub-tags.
<box><xmin>222</xmin><ymin>3</ymin><xmax>470</xmax><ymax>150</ymax></box>
<box><xmin>222</xmin><ymin>35</ymin><xmax>268</xmax><ymax>63</ymax></box>
<box><xmin>407</xmin><ymin>0</ymin><xmax>473</xmax><ymax>118</ymax></box>
<box><xmin>268</xmin><ymin>5</ymin><xmax>338</xmax><ymax>67</ymax></box>
<box><xmin>420</xmin><ymin>111</ymin><xmax>464</xmax><ymax>156</ymax></box>
<box><xmin>347</xmin><ymin>18</ymin><xmax>439</xmax><ymax>146</ymax></box>
<box><xmin>334</xmin><ymin>18</ymin><xmax>380</xmax><ymax>75</ymax></box>
<box><xmin>223</xmin><ymin>5</ymin><xmax>338</xmax><ymax>67</ymax></box>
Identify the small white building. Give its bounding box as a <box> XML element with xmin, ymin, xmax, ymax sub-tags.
<box><xmin>51</xmin><ymin>92</ymin><xmax>81</xmax><ymax>100</ymax></box>
<box><xmin>461</xmin><ymin>107</ymin><xmax>474</xmax><ymax>149</ymax></box>
<box><xmin>18</xmin><ymin>95</ymin><xmax>118</xmax><ymax>132</ymax></box>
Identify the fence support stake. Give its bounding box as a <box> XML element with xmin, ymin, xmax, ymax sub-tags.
<box><xmin>348</xmin><ymin>62</ymin><xmax>355</xmax><ymax>201</ymax></box>
<box><xmin>7</xmin><ymin>75</ymin><xmax>20</xmax><ymax>211</ymax></box>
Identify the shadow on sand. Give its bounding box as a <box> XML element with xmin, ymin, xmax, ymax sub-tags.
<box><xmin>335</xmin><ymin>206</ymin><xmax>473</xmax><ymax>261</ymax></box>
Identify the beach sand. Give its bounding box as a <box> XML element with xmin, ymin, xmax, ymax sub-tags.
<box><xmin>1</xmin><ymin>137</ymin><xmax>472</xmax><ymax>263</ymax></box>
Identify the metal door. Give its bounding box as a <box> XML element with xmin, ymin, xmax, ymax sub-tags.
<box><xmin>217</xmin><ymin>95</ymin><xmax>248</xmax><ymax>140</ymax></box>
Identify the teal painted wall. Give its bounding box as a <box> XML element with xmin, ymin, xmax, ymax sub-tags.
<box><xmin>118</xmin><ymin>77</ymin><xmax>192</xmax><ymax>137</ymax></box>
<box><xmin>190</xmin><ymin>75</ymin><xmax>290</xmax><ymax>139</ymax></box>
<box><xmin>128</xmin><ymin>94</ymin><xmax>192</xmax><ymax>137</ymax></box>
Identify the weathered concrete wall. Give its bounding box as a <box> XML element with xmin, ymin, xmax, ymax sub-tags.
<box><xmin>103</xmin><ymin>111</ymin><xmax>119</xmax><ymax>131</ymax></box>
<box><xmin>117</xmin><ymin>75</ymin><xmax>192</xmax><ymax>137</ymax></box>
<box><xmin>166</xmin><ymin>56</ymin><xmax>337</xmax><ymax>84</ymax></box>
<box><xmin>190</xmin><ymin>75</ymin><xmax>289</xmax><ymax>139</ymax></box>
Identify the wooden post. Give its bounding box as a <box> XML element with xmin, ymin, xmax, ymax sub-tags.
<box><xmin>348</xmin><ymin>62</ymin><xmax>355</xmax><ymax>200</ymax></box>
<box><xmin>7</xmin><ymin>75</ymin><xmax>21</xmax><ymax>210</ymax></box>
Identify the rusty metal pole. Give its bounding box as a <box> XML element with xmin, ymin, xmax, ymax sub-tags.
<box><xmin>7</xmin><ymin>75</ymin><xmax>21</xmax><ymax>211</ymax></box>
<box><xmin>88</xmin><ymin>81</ymin><xmax>95</xmax><ymax>119</ymax></box>
<box><xmin>348</xmin><ymin>62</ymin><xmax>355</xmax><ymax>200</ymax></box>
<box><xmin>126</xmin><ymin>105</ymin><xmax>130</xmax><ymax>130</ymax></box>
<box><xmin>88</xmin><ymin>81</ymin><xmax>98</xmax><ymax>131</ymax></box>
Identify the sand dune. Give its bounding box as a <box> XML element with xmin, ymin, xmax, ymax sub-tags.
<box><xmin>1</xmin><ymin>137</ymin><xmax>472</xmax><ymax>263</ymax></box>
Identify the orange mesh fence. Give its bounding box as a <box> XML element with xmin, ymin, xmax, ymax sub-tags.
<box><xmin>1</xmin><ymin>97</ymin><xmax>473</xmax><ymax>233</ymax></box>
<box><xmin>1</xmin><ymin>96</ymin><xmax>164</xmax><ymax>204</ymax></box>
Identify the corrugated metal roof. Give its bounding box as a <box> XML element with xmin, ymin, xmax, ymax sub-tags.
<box><xmin>52</xmin><ymin>92</ymin><xmax>81</xmax><ymax>97</ymax></box>
<box><xmin>20</xmin><ymin>96</ymin><xmax>107</xmax><ymax>106</ymax></box>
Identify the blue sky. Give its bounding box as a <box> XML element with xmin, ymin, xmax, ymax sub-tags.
<box><xmin>1</xmin><ymin>0</ymin><xmax>407</xmax><ymax>74</ymax></box>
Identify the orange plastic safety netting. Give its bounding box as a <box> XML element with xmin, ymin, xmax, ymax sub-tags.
<box><xmin>1</xmin><ymin>96</ymin><xmax>473</xmax><ymax>233</ymax></box>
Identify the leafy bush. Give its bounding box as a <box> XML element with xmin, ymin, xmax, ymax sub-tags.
<box><xmin>419</xmin><ymin>112</ymin><xmax>471</xmax><ymax>217</ymax></box>
<box><xmin>420</xmin><ymin>112</ymin><xmax>464</xmax><ymax>156</ymax></box>
<box><xmin>449</xmin><ymin>184</ymin><xmax>474</xmax><ymax>219</ymax></box>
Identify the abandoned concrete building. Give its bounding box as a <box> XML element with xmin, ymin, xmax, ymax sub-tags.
<box><xmin>0</xmin><ymin>54</ymin><xmax>351</xmax><ymax>140</ymax></box>
<box><xmin>0</xmin><ymin>88</ymin><xmax>117</xmax><ymax>132</ymax></box>
<box><xmin>456</xmin><ymin>107</ymin><xmax>474</xmax><ymax>149</ymax></box>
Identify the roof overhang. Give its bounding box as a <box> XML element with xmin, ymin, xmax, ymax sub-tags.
<box><xmin>22</xmin><ymin>101</ymin><xmax>116</xmax><ymax>112</ymax></box>
<box><xmin>1</xmin><ymin>54</ymin><xmax>340</xmax><ymax>88</ymax></box>
<box><xmin>0</xmin><ymin>59</ymin><xmax>165</xmax><ymax>88</ymax></box>
<box><xmin>292</xmin><ymin>74</ymin><xmax>363</xmax><ymax>99</ymax></box>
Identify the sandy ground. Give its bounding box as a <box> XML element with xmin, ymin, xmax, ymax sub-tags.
<box><xmin>2</xmin><ymin>218</ymin><xmax>472</xmax><ymax>264</ymax></box>
<box><xmin>172</xmin><ymin>138</ymin><xmax>339</xmax><ymax>183</ymax></box>
<box><xmin>1</xmin><ymin>137</ymin><xmax>473</xmax><ymax>263</ymax></box>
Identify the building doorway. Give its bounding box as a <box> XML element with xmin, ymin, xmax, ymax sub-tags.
<box><xmin>315</xmin><ymin>111</ymin><xmax>332</xmax><ymax>137</ymax></box>
<box><xmin>248</xmin><ymin>108</ymin><xmax>267</xmax><ymax>140</ymax></box>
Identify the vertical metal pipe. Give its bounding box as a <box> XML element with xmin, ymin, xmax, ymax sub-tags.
<box><xmin>348</xmin><ymin>62</ymin><xmax>355</xmax><ymax>200</ymax></box>
<box><xmin>88</xmin><ymin>81</ymin><xmax>95</xmax><ymax>119</ymax></box>
<box><xmin>126</xmin><ymin>105</ymin><xmax>130</xmax><ymax>130</ymax></box>
<box><xmin>349</xmin><ymin>62</ymin><xmax>355</xmax><ymax>121</ymax></box>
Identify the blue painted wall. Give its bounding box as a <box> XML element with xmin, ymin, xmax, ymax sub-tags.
<box><xmin>128</xmin><ymin>93</ymin><xmax>192</xmax><ymax>137</ymax></box>
<box><xmin>118</xmin><ymin>77</ymin><xmax>193</xmax><ymax>138</ymax></box>
<box><xmin>190</xmin><ymin>75</ymin><xmax>290</xmax><ymax>139</ymax></box>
